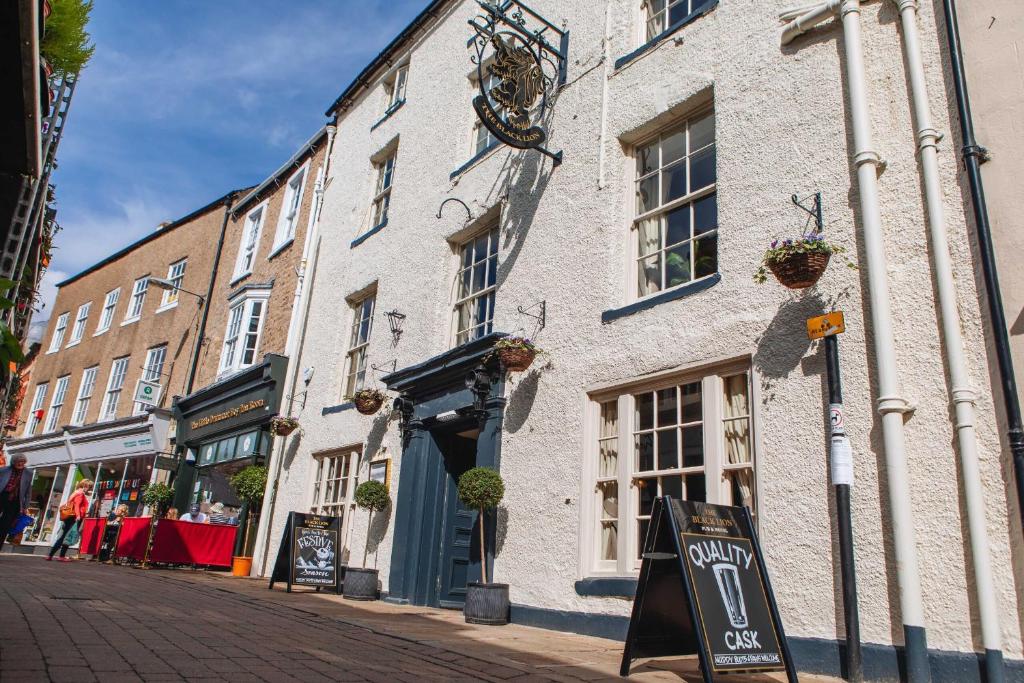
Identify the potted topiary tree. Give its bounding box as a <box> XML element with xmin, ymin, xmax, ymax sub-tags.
<box><xmin>229</xmin><ymin>465</ymin><xmax>268</xmax><ymax>577</ymax></box>
<box><xmin>343</xmin><ymin>480</ymin><xmax>389</xmax><ymax>600</ymax></box>
<box><xmin>140</xmin><ymin>482</ymin><xmax>173</xmax><ymax>568</ymax></box>
<box><xmin>458</xmin><ymin>467</ymin><xmax>508</xmax><ymax>625</ymax></box>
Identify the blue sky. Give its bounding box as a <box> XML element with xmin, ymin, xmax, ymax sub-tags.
<box><xmin>35</xmin><ymin>0</ymin><xmax>426</xmax><ymax>335</ymax></box>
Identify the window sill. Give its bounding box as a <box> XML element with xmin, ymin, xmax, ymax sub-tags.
<box><xmin>371</xmin><ymin>99</ymin><xmax>405</xmax><ymax>131</ymax></box>
<box><xmin>574</xmin><ymin>576</ymin><xmax>638</xmax><ymax>599</ymax></box>
<box><xmin>268</xmin><ymin>238</ymin><xmax>294</xmax><ymax>260</ymax></box>
<box><xmin>229</xmin><ymin>271</ymin><xmax>252</xmax><ymax>287</ymax></box>
<box><xmin>351</xmin><ymin>219</ymin><xmax>388</xmax><ymax>249</ymax></box>
<box><xmin>155</xmin><ymin>301</ymin><xmax>178</xmax><ymax>314</ymax></box>
<box><xmin>450</xmin><ymin>141</ymin><xmax>501</xmax><ymax>180</ymax></box>
<box><xmin>613</xmin><ymin>1</ymin><xmax>719</xmax><ymax>71</ymax></box>
<box><xmin>65</xmin><ymin>339</ymin><xmax>81</xmax><ymax>349</ymax></box>
<box><xmin>120</xmin><ymin>316</ymin><xmax>140</xmax><ymax>327</ymax></box>
<box><xmin>601</xmin><ymin>272</ymin><xmax>721</xmax><ymax>323</ymax></box>
<box><xmin>92</xmin><ymin>328</ymin><xmax>109</xmax><ymax>337</ymax></box>
<box><xmin>321</xmin><ymin>401</ymin><xmax>355</xmax><ymax>416</ymax></box>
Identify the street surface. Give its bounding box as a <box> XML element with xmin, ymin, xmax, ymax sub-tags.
<box><xmin>0</xmin><ymin>555</ymin><xmax>836</xmax><ymax>682</ymax></box>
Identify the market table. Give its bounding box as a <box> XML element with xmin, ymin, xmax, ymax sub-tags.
<box><xmin>149</xmin><ymin>519</ymin><xmax>237</xmax><ymax>567</ymax></box>
<box><xmin>79</xmin><ymin>517</ymin><xmax>106</xmax><ymax>555</ymax></box>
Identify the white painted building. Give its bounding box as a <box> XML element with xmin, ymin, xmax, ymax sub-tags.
<box><xmin>252</xmin><ymin>1</ymin><xmax>1023</xmax><ymax>679</ymax></box>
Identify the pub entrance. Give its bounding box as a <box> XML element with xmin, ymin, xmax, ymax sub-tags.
<box><xmin>435</xmin><ymin>425</ymin><xmax>481</xmax><ymax>608</ymax></box>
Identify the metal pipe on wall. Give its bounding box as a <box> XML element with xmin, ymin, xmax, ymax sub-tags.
<box><xmin>892</xmin><ymin>2</ymin><xmax>1004</xmax><ymax>680</ymax></box>
<box><xmin>781</xmin><ymin>2</ymin><xmax>930</xmax><ymax>679</ymax></box>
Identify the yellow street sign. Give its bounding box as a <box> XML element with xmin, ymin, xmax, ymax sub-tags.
<box><xmin>807</xmin><ymin>311</ymin><xmax>845</xmax><ymax>340</ymax></box>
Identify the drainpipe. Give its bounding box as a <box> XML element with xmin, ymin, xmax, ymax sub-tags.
<box><xmin>941</xmin><ymin>0</ymin><xmax>1024</xmax><ymax>545</ymax></box>
<box><xmin>892</xmin><ymin>2</ymin><xmax>1004</xmax><ymax>680</ymax></box>
<box><xmin>255</xmin><ymin>123</ymin><xmax>337</xmax><ymax>578</ymax></box>
<box><xmin>781</xmin><ymin>3</ymin><xmax>930</xmax><ymax>681</ymax></box>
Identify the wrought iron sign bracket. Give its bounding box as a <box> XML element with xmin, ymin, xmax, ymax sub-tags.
<box><xmin>516</xmin><ymin>300</ymin><xmax>546</xmax><ymax>335</ymax></box>
<box><xmin>791</xmin><ymin>192</ymin><xmax>823</xmax><ymax>233</ymax></box>
<box><xmin>371</xmin><ymin>359</ymin><xmax>398</xmax><ymax>375</ymax></box>
<box><xmin>436</xmin><ymin>197</ymin><xmax>473</xmax><ymax>223</ymax></box>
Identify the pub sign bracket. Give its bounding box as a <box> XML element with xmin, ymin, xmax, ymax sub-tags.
<box><xmin>468</xmin><ymin>0</ymin><xmax>568</xmax><ymax>165</ymax></box>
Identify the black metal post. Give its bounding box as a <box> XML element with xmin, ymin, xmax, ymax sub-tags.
<box><xmin>942</xmin><ymin>0</ymin><xmax>1024</xmax><ymax>539</ymax></box>
<box><xmin>824</xmin><ymin>335</ymin><xmax>862</xmax><ymax>682</ymax></box>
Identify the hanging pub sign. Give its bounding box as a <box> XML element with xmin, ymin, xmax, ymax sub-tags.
<box><xmin>620</xmin><ymin>497</ymin><xmax>797</xmax><ymax>682</ymax></box>
<box><xmin>269</xmin><ymin>512</ymin><xmax>341</xmax><ymax>593</ymax></box>
<box><xmin>468</xmin><ymin>0</ymin><xmax>568</xmax><ymax>164</ymax></box>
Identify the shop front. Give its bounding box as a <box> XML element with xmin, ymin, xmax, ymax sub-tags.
<box><xmin>172</xmin><ymin>354</ymin><xmax>286</xmax><ymax>557</ymax></box>
<box><xmin>4</xmin><ymin>409</ymin><xmax>173</xmax><ymax>552</ymax></box>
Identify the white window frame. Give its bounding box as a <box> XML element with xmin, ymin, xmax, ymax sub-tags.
<box><xmin>158</xmin><ymin>259</ymin><xmax>188</xmax><ymax>310</ymax></box>
<box><xmin>631</xmin><ymin>107</ymin><xmax>717</xmax><ymax>302</ymax></box>
<box><xmin>581</xmin><ymin>359</ymin><xmax>758</xmax><ymax>577</ymax></box>
<box><xmin>451</xmin><ymin>226</ymin><xmax>499</xmax><ymax>347</ymax></box>
<box><xmin>95</xmin><ymin>288</ymin><xmax>120</xmax><ymax>335</ymax></box>
<box><xmin>44</xmin><ymin>375</ymin><xmax>70</xmax><ymax>433</ymax></box>
<box><xmin>471</xmin><ymin>70</ymin><xmax>503</xmax><ymax>156</ymax></box>
<box><xmin>383</xmin><ymin>63</ymin><xmax>409</xmax><ymax>116</ymax></box>
<box><xmin>25</xmin><ymin>382</ymin><xmax>48</xmax><ymax>435</ymax></box>
<box><xmin>47</xmin><ymin>312</ymin><xmax>69</xmax><ymax>353</ymax></box>
<box><xmin>67</xmin><ymin>302</ymin><xmax>91</xmax><ymax>347</ymax></box>
<box><xmin>72</xmin><ymin>366</ymin><xmax>98</xmax><ymax>426</ymax></box>
<box><xmin>233</xmin><ymin>202</ymin><xmax>268</xmax><ymax>282</ymax></box>
<box><xmin>271</xmin><ymin>163</ymin><xmax>309</xmax><ymax>255</ymax></box>
<box><xmin>218</xmin><ymin>292</ymin><xmax>269</xmax><ymax>376</ymax></box>
<box><xmin>343</xmin><ymin>293</ymin><xmax>375</xmax><ymax>398</ymax></box>
<box><xmin>133</xmin><ymin>345</ymin><xmax>167</xmax><ymax>414</ymax></box>
<box><xmin>309</xmin><ymin>446</ymin><xmax>362</xmax><ymax>564</ymax></box>
<box><xmin>122</xmin><ymin>276</ymin><xmax>149</xmax><ymax>324</ymax></box>
<box><xmin>365</xmin><ymin>151</ymin><xmax>396</xmax><ymax>234</ymax></box>
<box><xmin>640</xmin><ymin>0</ymin><xmax>711</xmax><ymax>43</ymax></box>
<box><xmin>101</xmin><ymin>357</ymin><xmax>131</xmax><ymax>421</ymax></box>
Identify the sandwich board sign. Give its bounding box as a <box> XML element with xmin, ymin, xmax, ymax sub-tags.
<box><xmin>620</xmin><ymin>497</ymin><xmax>797</xmax><ymax>681</ymax></box>
<box><xmin>133</xmin><ymin>379</ymin><xmax>162</xmax><ymax>407</ymax></box>
<box><xmin>269</xmin><ymin>512</ymin><xmax>340</xmax><ymax>593</ymax></box>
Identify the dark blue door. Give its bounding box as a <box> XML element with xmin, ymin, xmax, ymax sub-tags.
<box><xmin>437</xmin><ymin>434</ymin><xmax>479</xmax><ymax>608</ymax></box>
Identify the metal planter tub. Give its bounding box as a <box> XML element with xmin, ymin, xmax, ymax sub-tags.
<box><xmin>342</xmin><ymin>567</ymin><xmax>379</xmax><ymax>601</ymax></box>
<box><xmin>464</xmin><ymin>582</ymin><xmax>510</xmax><ymax>625</ymax></box>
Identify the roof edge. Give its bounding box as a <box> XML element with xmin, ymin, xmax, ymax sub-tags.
<box><xmin>231</xmin><ymin>125</ymin><xmax>329</xmax><ymax>217</ymax></box>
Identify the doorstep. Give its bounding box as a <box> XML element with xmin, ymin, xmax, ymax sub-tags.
<box><xmin>205</xmin><ymin>571</ymin><xmax>840</xmax><ymax>682</ymax></box>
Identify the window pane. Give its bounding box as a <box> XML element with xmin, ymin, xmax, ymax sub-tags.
<box><xmin>657</xmin><ymin>429</ymin><xmax>678</xmax><ymax>470</ymax></box>
<box><xmin>665</xmin><ymin>243</ymin><xmax>691</xmax><ymax>288</ymax></box>
<box><xmin>601</xmin><ymin>522</ymin><xmax>618</xmax><ymax>561</ymax></box>
<box><xmin>637</xmin><ymin>217</ymin><xmax>661</xmax><ymax>257</ymax></box>
<box><xmin>686</xmin><ymin>474</ymin><xmax>707</xmax><ymax>502</ymax></box>
<box><xmin>693</xmin><ymin>193</ymin><xmax>717</xmax><ymax>235</ymax></box>
<box><xmin>637</xmin><ymin>143</ymin><xmax>657</xmax><ymax>176</ymax></box>
<box><xmin>635</xmin><ymin>433</ymin><xmax>655</xmax><ymax>472</ymax></box>
<box><xmin>661</xmin><ymin>474</ymin><xmax>683</xmax><ymax>500</ymax></box>
<box><xmin>694</xmin><ymin>234</ymin><xmax>718</xmax><ymax>279</ymax></box>
<box><xmin>690</xmin><ymin>111</ymin><xmax>715</xmax><ymax>151</ymax></box>
<box><xmin>638</xmin><ymin>478</ymin><xmax>657</xmax><ymax>515</ymax></box>
<box><xmin>656</xmin><ymin>387</ymin><xmax>676</xmax><ymax>426</ymax></box>
<box><xmin>681</xmin><ymin>381</ymin><xmax>702</xmax><ymax>422</ymax></box>
<box><xmin>727</xmin><ymin>470</ymin><xmax>755</xmax><ymax>509</ymax></box>
<box><xmin>600</xmin><ymin>482</ymin><xmax>618</xmax><ymax>518</ymax></box>
<box><xmin>662</xmin><ymin>129</ymin><xmax>686</xmax><ymax>166</ymax></box>
<box><xmin>665</xmin><ymin>205</ymin><xmax>691</xmax><ymax>247</ymax></box>
<box><xmin>636</xmin><ymin>175</ymin><xmax>658</xmax><ymax>214</ymax></box>
<box><xmin>637</xmin><ymin>518</ymin><xmax>650</xmax><ymax>558</ymax></box>
<box><xmin>638</xmin><ymin>254</ymin><xmax>661</xmax><ymax>296</ymax></box>
<box><xmin>682</xmin><ymin>425</ymin><xmax>703</xmax><ymax>467</ymax></box>
<box><xmin>689</xmin><ymin>146</ymin><xmax>716</xmax><ymax>193</ymax></box>
<box><xmin>600</xmin><ymin>401</ymin><xmax>618</xmax><ymax>437</ymax></box>
<box><xmin>669</xmin><ymin>0</ymin><xmax>691</xmax><ymax>25</ymax></box>
<box><xmin>635</xmin><ymin>393</ymin><xmax>654</xmax><ymax>431</ymax></box>
<box><xmin>661</xmin><ymin>160</ymin><xmax>687</xmax><ymax>204</ymax></box>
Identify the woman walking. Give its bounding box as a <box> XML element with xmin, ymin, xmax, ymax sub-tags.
<box><xmin>48</xmin><ymin>479</ymin><xmax>91</xmax><ymax>562</ymax></box>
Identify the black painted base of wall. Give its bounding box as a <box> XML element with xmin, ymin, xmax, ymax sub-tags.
<box><xmin>509</xmin><ymin>604</ymin><xmax>1023</xmax><ymax>682</ymax></box>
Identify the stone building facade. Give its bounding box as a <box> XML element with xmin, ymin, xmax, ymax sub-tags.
<box><xmin>261</xmin><ymin>0</ymin><xmax>1023</xmax><ymax>680</ymax></box>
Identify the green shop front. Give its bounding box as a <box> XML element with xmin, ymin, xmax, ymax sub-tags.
<box><xmin>172</xmin><ymin>354</ymin><xmax>287</xmax><ymax>556</ymax></box>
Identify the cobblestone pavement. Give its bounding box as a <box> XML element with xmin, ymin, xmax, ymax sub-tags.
<box><xmin>0</xmin><ymin>555</ymin><xmax>838</xmax><ymax>682</ymax></box>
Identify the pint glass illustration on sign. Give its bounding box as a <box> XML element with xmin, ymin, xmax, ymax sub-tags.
<box><xmin>620</xmin><ymin>497</ymin><xmax>797</xmax><ymax>682</ymax></box>
<box><xmin>269</xmin><ymin>512</ymin><xmax>341</xmax><ymax>593</ymax></box>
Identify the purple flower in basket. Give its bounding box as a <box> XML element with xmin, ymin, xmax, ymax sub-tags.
<box><xmin>771</xmin><ymin>239</ymin><xmax>778</xmax><ymax>248</ymax></box>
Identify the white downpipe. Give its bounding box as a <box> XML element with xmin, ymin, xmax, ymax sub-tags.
<box><xmin>892</xmin><ymin>0</ymin><xmax>1003</xmax><ymax>673</ymax></box>
<box><xmin>254</xmin><ymin>124</ymin><xmax>337</xmax><ymax>576</ymax></box>
<box><xmin>781</xmin><ymin>2</ymin><xmax>930</xmax><ymax>680</ymax></box>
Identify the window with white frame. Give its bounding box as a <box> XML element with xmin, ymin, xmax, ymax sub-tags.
<box><xmin>68</xmin><ymin>302</ymin><xmax>91</xmax><ymax>345</ymax></box>
<box><xmin>310</xmin><ymin>447</ymin><xmax>361</xmax><ymax>561</ymax></box>
<box><xmin>641</xmin><ymin>0</ymin><xmax>714</xmax><ymax>42</ymax></box>
<box><xmin>133</xmin><ymin>345</ymin><xmax>167</xmax><ymax>414</ymax></box>
<box><xmin>384</xmin><ymin>64</ymin><xmax>409</xmax><ymax>115</ymax></box>
<box><xmin>234</xmin><ymin>205</ymin><xmax>266</xmax><ymax>280</ymax></box>
<box><xmin>343</xmin><ymin>294</ymin><xmax>375</xmax><ymax>397</ymax></box>
<box><xmin>633</xmin><ymin>108</ymin><xmax>717</xmax><ymax>298</ymax></box>
<box><xmin>452</xmin><ymin>227</ymin><xmax>498</xmax><ymax>346</ymax></box>
<box><xmin>96</xmin><ymin>288</ymin><xmax>119</xmax><ymax>334</ymax></box>
<box><xmin>368</xmin><ymin>151</ymin><xmax>396</xmax><ymax>232</ymax></box>
<box><xmin>48</xmin><ymin>312</ymin><xmax>68</xmax><ymax>352</ymax></box>
<box><xmin>25</xmin><ymin>382</ymin><xmax>48</xmax><ymax>435</ymax></box>
<box><xmin>124</xmin><ymin>277</ymin><xmax>148</xmax><ymax>322</ymax></box>
<box><xmin>586</xmin><ymin>364</ymin><xmax>755</xmax><ymax>575</ymax></box>
<box><xmin>472</xmin><ymin>70</ymin><xmax>503</xmax><ymax>155</ymax></box>
<box><xmin>272</xmin><ymin>167</ymin><xmax>307</xmax><ymax>251</ymax></box>
<box><xmin>100</xmin><ymin>357</ymin><xmax>130</xmax><ymax>421</ymax></box>
<box><xmin>160</xmin><ymin>259</ymin><xmax>187</xmax><ymax>308</ymax></box>
<box><xmin>72</xmin><ymin>366</ymin><xmax>98</xmax><ymax>426</ymax></box>
<box><xmin>219</xmin><ymin>295</ymin><xmax>267</xmax><ymax>375</ymax></box>
<box><xmin>44</xmin><ymin>375</ymin><xmax>70</xmax><ymax>432</ymax></box>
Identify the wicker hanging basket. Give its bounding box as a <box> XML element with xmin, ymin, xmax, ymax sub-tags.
<box><xmin>768</xmin><ymin>252</ymin><xmax>831</xmax><ymax>289</ymax></box>
<box><xmin>354</xmin><ymin>392</ymin><xmax>386</xmax><ymax>415</ymax></box>
<box><xmin>270</xmin><ymin>418</ymin><xmax>298</xmax><ymax>436</ymax></box>
<box><xmin>498</xmin><ymin>347</ymin><xmax>537</xmax><ymax>373</ymax></box>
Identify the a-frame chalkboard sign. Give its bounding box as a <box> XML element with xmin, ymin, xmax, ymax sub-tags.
<box><xmin>620</xmin><ymin>497</ymin><xmax>797</xmax><ymax>681</ymax></box>
<box><xmin>269</xmin><ymin>511</ymin><xmax>341</xmax><ymax>593</ymax></box>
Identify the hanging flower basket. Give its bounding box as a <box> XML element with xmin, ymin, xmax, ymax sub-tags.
<box><xmin>494</xmin><ymin>337</ymin><xmax>541</xmax><ymax>373</ymax></box>
<box><xmin>270</xmin><ymin>416</ymin><xmax>300</xmax><ymax>436</ymax></box>
<box><xmin>755</xmin><ymin>234</ymin><xmax>853</xmax><ymax>290</ymax></box>
<box><xmin>352</xmin><ymin>388</ymin><xmax>387</xmax><ymax>415</ymax></box>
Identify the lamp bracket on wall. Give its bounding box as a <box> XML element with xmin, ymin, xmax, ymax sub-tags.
<box><xmin>516</xmin><ymin>299</ymin><xmax>546</xmax><ymax>336</ymax></box>
<box><xmin>385</xmin><ymin>309</ymin><xmax>406</xmax><ymax>346</ymax></box>
<box><xmin>791</xmin><ymin>192</ymin><xmax>823</xmax><ymax>233</ymax></box>
<box><xmin>436</xmin><ymin>197</ymin><xmax>473</xmax><ymax>223</ymax></box>
<box><xmin>371</xmin><ymin>359</ymin><xmax>398</xmax><ymax>375</ymax></box>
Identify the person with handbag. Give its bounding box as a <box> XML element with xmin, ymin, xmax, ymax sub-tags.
<box><xmin>47</xmin><ymin>479</ymin><xmax>92</xmax><ymax>562</ymax></box>
<box><xmin>0</xmin><ymin>454</ymin><xmax>33</xmax><ymax>552</ymax></box>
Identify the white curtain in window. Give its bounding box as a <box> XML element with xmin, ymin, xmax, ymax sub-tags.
<box><xmin>637</xmin><ymin>217</ymin><xmax>661</xmax><ymax>295</ymax></box>
<box><xmin>723</xmin><ymin>374</ymin><xmax>754</xmax><ymax>508</ymax></box>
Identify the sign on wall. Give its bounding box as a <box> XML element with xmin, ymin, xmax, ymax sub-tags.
<box><xmin>269</xmin><ymin>512</ymin><xmax>341</xmax><ymax>593</ymax></box>
<box><xmin>133</xmin><ymin>380</ymin><xmax>162</xmax><ymax>407</ymax></box>
<box><xmin>620</xmin><ymin>498</ymin><xmax>797</xmax><ymax>681</ymax></box>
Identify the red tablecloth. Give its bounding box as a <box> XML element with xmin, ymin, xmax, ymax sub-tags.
<box><xmin>79</xmin><ymin>517</ymin><xmax>105</xmax><ymax>555</ymax></box>
<box><xmin>149</xmin><ymin>519</ymin><xmax>237</xmax><ymax>567</ymax></box>
<box><xmin>116</xmin><ymin>517</ymin><xmax>151</xmax><ymax>561</ymax></box>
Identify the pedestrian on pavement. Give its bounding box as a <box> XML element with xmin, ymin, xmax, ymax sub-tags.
<box><xmin>0</xmin><ymin>454</ymin><xmax>33</xmax><ymax>552</ymax></box>
<box><xmin>47</xmin><ymin>479</ymin><xmax>92</xmax><ymax>562</ymax></box>
<box><xmin>179</xmin><ymin>503</ymin><xmax>208</xmax><ymax>524</ymax></box>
